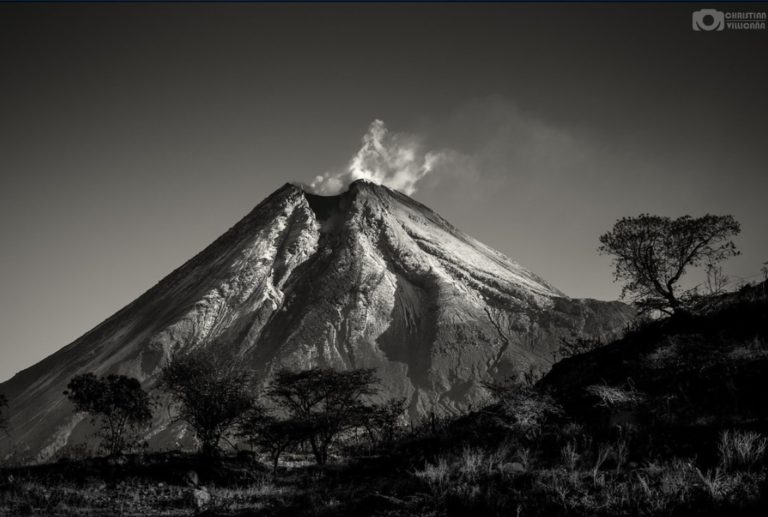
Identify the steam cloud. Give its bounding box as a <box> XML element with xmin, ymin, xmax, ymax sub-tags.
<box><xmin>309</xmin><ymin>120</ymin><xmax>443</xmax><ymax>195</ymax></box>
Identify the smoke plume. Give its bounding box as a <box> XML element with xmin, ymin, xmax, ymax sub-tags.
<box><xmin>309</xmin><ymin>120</ymin><xmax>442</xmax><ymax>195</ymax></box>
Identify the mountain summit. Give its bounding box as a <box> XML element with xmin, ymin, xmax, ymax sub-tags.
<box><xmin>1</xmin><ymin>181</ymin><xmax>632</xmax><ymax>461</ymax></box>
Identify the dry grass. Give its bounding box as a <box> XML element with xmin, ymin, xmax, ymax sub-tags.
<box><xmin>2</xmin><ymin>436</ymin><xmax>766</xmax><ymax>517</ymax></box>
<box><xmin>413</xmin><ymin>457</ymin><xmax>450</xmax><ymax>494</ymax></box>
<box><xmin>695</xmin><ymin>467</ymin><xmax>726</xmax><ymax>499</ymax></box>
<box><xmin>411</xmin><ymin>450</ymin><xmax>763</xmax><ymax>517</ymax></box>
<box><xmin>585</xmin><ymin>383</ymin><xmax>644</xmax><ymax>408</ymax></box>
<box><xmin>718</xmin><ymin>429</ymin><xmax>767</xmax><ymax>471</ymax></box>
<box><xmin>592</xmin><ymin>443</ymin><xmax>612</xmax><ymax>483</ymax></box>
<box><xmin>210</xmin><ymin>478</ymin><xmax>286</xmax><ymax>513</ymax></box>
<box><xmin>0</xmin><ymin>479</ymin><xmax>192</xmax><ymax>516</ymax></box>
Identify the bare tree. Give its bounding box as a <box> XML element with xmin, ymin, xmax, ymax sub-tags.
<box><xmin>598</xmin><ymin>214</ymin><xmax>741</xmax><ymax>314</ymax></box>
<box><xmin>161</xmin><ymin>350</ymin><xmax>256</xmax><ymax>457</ymax></box>
<box><xmin>64</xmin><ymin>373</ymin><xmax>152</xmax><ymax>456</ymax></box>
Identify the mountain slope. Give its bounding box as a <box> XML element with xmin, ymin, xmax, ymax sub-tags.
<box><xmin>0</xmin><ymin>180</ymin><xmax>633</xmax><ymax>461</ymax></box>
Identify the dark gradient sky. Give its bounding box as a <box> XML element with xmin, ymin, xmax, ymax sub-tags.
<box><xmin>1</xmin><ymin>4</ymin><xmax>766</xmax><ymax>381</ymax></box>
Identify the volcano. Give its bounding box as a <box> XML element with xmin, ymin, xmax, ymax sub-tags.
<box><xmin>0</xmin><ymin>180</ymin><xmax>633</xmax><ymax>461</ymax></box>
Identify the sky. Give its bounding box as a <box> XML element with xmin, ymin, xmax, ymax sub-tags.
<box><xmin>0</xmin><ymin>4</ymin><xmax>766</xmax><ymax>382</ymax></box>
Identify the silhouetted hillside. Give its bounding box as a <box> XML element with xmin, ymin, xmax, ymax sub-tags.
<box><xmin>543</xmin><ymin>281</ymin><xmax>768</xmax><ymax>460</ymax></box>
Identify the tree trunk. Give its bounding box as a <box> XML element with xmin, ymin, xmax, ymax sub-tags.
<box><xmin>309</xmin><ymin>439</ymin><xmax>323</xmax><ymax>465</ymax></box>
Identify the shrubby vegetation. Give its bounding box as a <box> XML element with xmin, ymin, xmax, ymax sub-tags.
<box><xmin>64</xmin><ymin>373</ymin><xmax>152</xmax><ymax>456</ymax></box>
<box><xmin>233</xmin><ymin>367</ymin><xmax>401</xmax><ymax>473</ymax></box>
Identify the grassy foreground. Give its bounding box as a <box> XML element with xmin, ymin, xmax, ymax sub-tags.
<box><xmin>1</xmin><ymin>420</ymin><xmax>767</xmax><ymax>516</ymax></box>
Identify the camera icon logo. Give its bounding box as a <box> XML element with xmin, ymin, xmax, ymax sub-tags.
<box><xmin>692</xmin><ymin>9</ymin><xmax>725</xmax><ymax>31</ymax></box>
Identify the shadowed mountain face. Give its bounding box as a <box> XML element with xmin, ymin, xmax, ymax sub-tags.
<box><xmin>0</xmin><ymin>180</ymin><xmax>633</xmax><ymax>461</ymax></box>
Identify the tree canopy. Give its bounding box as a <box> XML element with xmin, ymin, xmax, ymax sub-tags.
<box><xmin>598</xmin><ymin>214</ymin><xmax>741</xmax><ymax>314</ymax></box>
<box><xmin>160</xmin><ymin>350</ymin><xmax>256</xmax><ymax>457</ymax></box>
<box><xmin>64</xmin><ymin>373</ymin><xmax>152</xmax><ymax>456</ymax></box>
<box><xmin>267</xmin><ymin>368</ymin><xmax>379</xmax><ymax>465</ymax></box>
<box><xmin>238</xmin><ymin>408</ymin><xmax>305</xmax><ymax>475</ymax></box>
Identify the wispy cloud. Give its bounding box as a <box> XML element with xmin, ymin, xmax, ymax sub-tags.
<box><xmin>308</xmin><ymin>119</ymin><xmax>447</xmax><ymax>195</ymax></box>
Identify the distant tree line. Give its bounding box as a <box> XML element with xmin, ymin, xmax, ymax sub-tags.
<box><xmin>164</xmin><ymin>351</ymin><xmax>405</xmax><ymax>472</ymax></box>
<box><xmin>56</xmin><ymin>350</ymin><xmax>405</xmax><ymax>473</ymax></box>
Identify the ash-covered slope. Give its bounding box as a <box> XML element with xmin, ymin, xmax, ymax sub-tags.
<box><xmin>0</xmin><ymin>180</ymin><xmax>633</xmax><ymax>461</ymax></box>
